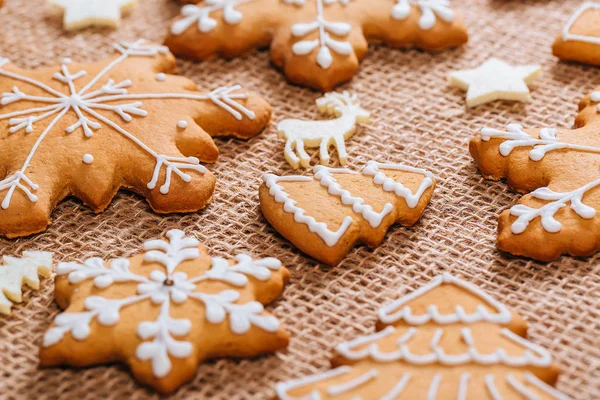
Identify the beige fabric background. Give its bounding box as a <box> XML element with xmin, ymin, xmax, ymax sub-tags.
<box><xmin>0</xmin><ymin>0</ymin><xmax>598</xmax><ymax>399</ymax></box>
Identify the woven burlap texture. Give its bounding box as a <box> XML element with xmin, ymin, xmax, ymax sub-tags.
<box><xmin>0</xmin><ymin>0</ymin><xmax>598</xmax><ymax>399</ymax></box>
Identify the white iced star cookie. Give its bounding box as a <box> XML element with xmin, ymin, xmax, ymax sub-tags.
<box><xmin>448</xmin><ymin>58</ymin><xmax>542</xmax><ymax>108</ymax></box>
<box><xmin>48</xmin><ymin>0</ymin><xmax>137</xmax><ymax>30</ymax></box>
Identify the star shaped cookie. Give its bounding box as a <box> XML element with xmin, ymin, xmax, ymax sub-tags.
<box><xmin>48</xmin><ymin>0</ymin><xmax>137</xmax><ymax>30</ymax></box>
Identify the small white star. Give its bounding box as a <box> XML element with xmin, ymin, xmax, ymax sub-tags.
<box><xmin>448</xmin><ymin>58</ymin><xmax>542</xmax><ymax>107</ymax></box>
<box><xmin>48</xmin><ymin>0</ymin><xmax>137</xmax><ymax>30</ymax></box>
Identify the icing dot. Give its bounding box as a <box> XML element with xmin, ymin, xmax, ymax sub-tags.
<box><xmin>177</xmin><ymin>120</ymin><xmax>188</xmax><ymax>129</ymax></box>
<box><xmin>82</xmin><ymin>154</ymin><xmax>94</xmax><ymax>164</ymax></box>
<box><xmin>156</xmin><ymin>73</ymin><xmax>167</xmax><ymax>82</ymax></box>
<box><xmin>62</xmin><ymin>58</ymin><xmax>72</xmax><ymax>64</ymax></box>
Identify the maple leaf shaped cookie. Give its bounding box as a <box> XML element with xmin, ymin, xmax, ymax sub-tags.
<box><xmin>40</xmin><ymin>229</ymin><xmax>290</xmax><ymax>394</ymax></box>
<box><xmin>470</xmin><ymin>86</ymin><xmax>600</xmax><ymax>261</ymax></box>
<box><xmin>276</xmin><ymin>273</ymin><xmax>570</xmax><ymax>400</ymax></box>
<box><xmin>165</xmin><ymin>0</ymin><xmax>468</xmax><ymax>91</ymax></box>
<box><xmin>259</xmin><ymin>161</ymin><xmax>435</xmax><ymax>265</ymax></box>
<box><xmin>0</xmin><ymin>40</ymin><xmax>271</xmax><ymax>238</ymax></box>
<box><xmin>0</xmin><ymin>251</ymin><xmax>52</xmax><ymax>315</ymax></box>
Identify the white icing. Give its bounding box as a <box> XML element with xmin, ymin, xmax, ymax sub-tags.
<box><xmin>44</xmin><ymin>229</ymin><xmax>283</xmax><ymax>378</ymax></box>
<box><xmin>171</xmin><ymin>0</ymin><xmax>253</xmax><ymax>35</ymax></box>
<box><xmin>0</xmin><ymin>40</ymin><xmax>257</xmax><ymax>209</ymax></box>
<box><xmin>326</xmin><ymin>368</ymin><xmax>378</xmax><ymax>396</ymax></box>
<box><xmin>48</xmin><ymin>0</ymin><xmax>136</xmax><ymax>30</ymax></box>
<box><xmin>82</xmin><ymin>154</ymin><xmax>94</xmax><ymax>164</ymax></box>
<box><xmin>506</xmin><ymin>374</ymin><xmax>541</xmax><ymax>400</ymax></box>
<box><xmin>0</xmin><ymin>251</ymin><xmax>52</xmax><ymax>315</ymax></box>
<box><xmin>177</xmin><ymin>120</ymin><xmax>188</xmax><ymax>129</ymax></box>
<box><xmin>155</xmin><ymin>73</ymin><xmax>166</xmax><ymax>82</ymax></box>
<box><xmin>485</xmin><ymin>375</ymin><xmax>503</xmax><ymax>400</ymax></box>
<box><xmin>524</xmin><ymin>372</ymin><xmax>573</xmax><ymax>400</ymax></box>
<box><xmin>263</xmin><ymin>160</ymin><xmax>433</xmax><ymax>247</ymax></box>
<box><xmin>562</xmin><ymin>3</ymin><xmax>600</xmax><ymax>45</ymax></box>
<box><xmin>378</xmin><ymin>272</ymin><xmax>512</xmax><ymax>325</ymax></box>
<box><xmin>263</xmin><ymin>174</ymin><xmax>353</xmax><ymax>247</ymax></box>
<box><xmin>275</xmin><ymin>366</ymin><xmax>352</xmax><ymax>400</ymax></box>
<box><xmin>380</xmin><ymin>373</ymin><xmax>412</xmax><ymax>400</ymax></box>
<box><xmin>426</xmin><ymin>374</ymin><xmax>442</xmax><ymax>400</ymax></box>
<box><xmin>457</xmin><ymin>373</ymin><xmax>470</xmax><ymax>400</ymax></box>
<box><xmin>278</xmin><ymin>92</ymin><xmax>370</xmax><ymax>169</ymax></box>
<box><xmin>392</xmin><ymin>0</ymin><xmax>455</xmax><ymax>30</ymax></box>
<box><xmin>290</xmin><ymin>0</ymin><xmax>353</xmax><ymax>69</ymax></box>
<box><xmin>481</xmin><ymin>123</ymin><xmax>600</xmax><ymax>161</ymax></box>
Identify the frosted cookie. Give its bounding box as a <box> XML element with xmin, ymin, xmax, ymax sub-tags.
<box><xmin>448</xmin><ymin>58</ymin><xmax>542</xmax><ymax>108</ymax></box>
<box><xmin>259</xmin><ymin>161</ymin><xmax>435</xmax><ymax>265</ymax></box>
<box><xmin>470</xmin><ymin>86</ymin><xmax>600</xmax><ymax>261</ymax></box>
<box><xmin>278</xmin><ymin>91</ymin><xmax>370</xmax><ymax>169</ymax></box>
<box><xmin>553</xmin><ymin>3</ymin><xmax>600</xmax><ymax>67</ymax></box>
<box><xmin>40</xmin><ymin>229</ymin><xmax>290</xmax><ymax>394</ymax></box>
<box><xmin>0</xmin><ymin>251</ymin><xmax>52</xmax><ymax>315</ymax></box>
<box><xmin>276</xmin><ymin>273</ymin><xmax>571</xmax><ymax>400</ymax></box>
<box><xmin>49</xmin><ymin>0</ymin><xmax>137</xmax><ymax>30</ymax></box>
<box><xmin>0</xmin><ymin>40</ymin><xmax>271</xmax><ymax>238</ymax></box>
<box><xmin>165</xmin><ymin>0</ymin><xmax>468</xmax><ymax>91</ymax></box>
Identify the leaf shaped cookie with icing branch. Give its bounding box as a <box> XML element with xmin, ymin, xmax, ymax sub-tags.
<box><xmin>0</xmin><ymin>39</ymin><xmax>271</xmax><ymax>238</ymax></box>
<box><xmin>0</xmin><ymin>251</ymin><xmax>52</xmax><ymax>315</ymax></box>
<box><xmin>470</xmin><ymin>85</ymin><xmax>600</xmax><ymax>261</ymax></box>
<box><xmin>259</xmin><ymin>161</ymin><xmax>435</xmax><ymax>265</ymax></box>
<box><xmin>165</xmin><ymin>0</ymin><xmax>468</xmax><ymax>91</ymax></box>
<box><xmin>40</xmin><ymin>229</ymin><xmax>290</xmax><ymax>394</ymax></box>
<box><xmin>278</xmin><ymin>91</ymin><xmax>370</xmax><ymax>169</ymax></box>
<box><xmin>275</xmin><ymin>273</ymin><xmax>571</xmax><ymax>400</ymax></box>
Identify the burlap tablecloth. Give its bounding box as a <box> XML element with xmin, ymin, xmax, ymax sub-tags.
<box><xmin>0</xmin><ymin>0</ymin><xmax>598</xmax><ymax>399</ymax></box>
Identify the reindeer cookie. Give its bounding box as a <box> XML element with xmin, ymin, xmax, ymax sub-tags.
<box><xmin>470</xmin><ymin>86</ymin><xmax>600</xmax><ymax>261</ymax></box>
<box><xmin>165</xmin><ymin>0</ymin><xmax>468</xmax><ymax>91</ymax></box>
<box><xmin>275</xmin><ymin>273</ymin><xmax>570</xmax><ymax>400</ymax></box>
<box><xmin>259</xmin><ymin>161</ymin><xmax>435</xmax><ymax>265</ymax></box>
<box><xmin>40</xmin><ymin>229</ymin><xmax>290</xmax><ymax>394</ymax></box>
<box><xmin>553</xmin><ymin>3</ymin><xmax>600</xmax><ymax>67</ymax></box>
<box><xmin>0</xmin><ymin>40</ymin><xmax>271</xmax><ymax>238</ymax></box>
<box><xmin>278</xmin><ymin>92</ymin><xmax>370</xmax><ymax>169</ymax></box>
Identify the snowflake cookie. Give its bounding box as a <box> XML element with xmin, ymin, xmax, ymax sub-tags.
<box><xmin>48</xmin><ymin>0</ymin><xmax>137</xmax><ymax>30</ymax></box>
<box><xmin>0</xmin><ymin>251</ymin><xmax>52</xmax><ymax>315</ymax></box>
<box><xmin>276</xmin><ymin>273</ymin><xmax>571</xmax><ymax>400</ymax></box>
<box><xmin>278</xmin><ymin>91</ymin><xmax>370</xmax><ymax>169</ymax></box>
<box><xmin>0</xmin><ymin>40</ymin><xmax>271</xmax><ymax>238</ymax></box>
<box><xmin>470</xmin><ymin>86</ymin><xmax>600</xmax><ymax>261</ymax></box>
<box><xmin>259</xmin><ymin>161</ymin><xmax>435</xmax><ymax>265</ymax></box>
<box><xmin>165</xmin><ymin>0</ymin><xmax>469</xmax><ymax>91</ymax></box>
<box><xmin>553</xmin><ymin>2</ymin><xmax>600</xmax><ymax>67</ymax></box>
<box><xmin>40</xmin><ymin>229</ymin><xmax>290</xmax><ymax>394</ymax></box>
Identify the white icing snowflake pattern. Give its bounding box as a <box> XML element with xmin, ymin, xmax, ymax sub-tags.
<box><xmin>43</xmin><ymin>229</ymin><xmax>283</xmax><ymax>378</ymax></box>
<box><xmin>0</xmin><ymin>39</ymin><xmax>255</xmax><ymax>210</ymax></box>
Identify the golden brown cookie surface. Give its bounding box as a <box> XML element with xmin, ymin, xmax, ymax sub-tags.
<box><xmin>0</xmin><ymin>40</ymin><xmax>271</xmax><ymax>238</ymax></box>
<box><xmin>553</xmin><ymin>3</ymin><xmax>600</xmax><ymax>67</ymax></box>
<box><xmin>259</xmin><ymin>161</ymin><xmax>435</xmax><ymax>265</ymax></box>
<box><xmin>40</xmin><ymin>229</ymin><xmax>290</xmax><ymax>394</ymax></box>
<box><xmin>275</xmin><ymin>273</ymin><xmax>568</xmax><ymax>400</ymax></box>
<box><xmin>165</xmin><ymin>0</ymin><xmax>468</xmax><ymax>91</ymax></box>
<box><xmin>470</xmin><ymin>87</ymin><xmax>600</xmax><ymax>261</ymax></box>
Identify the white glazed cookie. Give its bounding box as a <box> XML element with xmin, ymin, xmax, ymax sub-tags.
<box><xmin>449</xmin><ymin>58</ymin><xmax>542</xmax><ymax>107</ymax></box>
<box><xmin>276</xmin><ymin>273</ymin><xmax>571</xmax><ymax>400</ymax></box>
<box><xmin>48</xmin><ymin>0</ymin><xmax>137</xmax><ymax>30</ymax></box>
<box><xmin>259</xmin><ymin>161</ymin><xmax>435</xmax><ymax>265</ymax></box>
<box><xmin>278</xmin><ymin>91</ymin><xmax>370</xmax><ymax>169</ymax></box>
<box><xmin>0</xmin><ymin>251</ymin><xmax>52</xmax><ymax>315</ymax></box>
<box><xmin>165</xmin><ymin>0</ymin><xmax>468</xmax><ymax>91</ymax></box>
<box><xmin>40</xmin><ymin>229</ymin><xmax>290</xmax><ymax>394</ymax></box>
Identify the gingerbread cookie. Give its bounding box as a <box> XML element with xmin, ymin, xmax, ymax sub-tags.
<box><xmin>276</xmin><ymin>273</ymin><xmax>570</xmax><ymax>400</ymax></box>
<box><xmin>448</xmin><ymin>58</ymin><xmax>542</xmax><ymax>108</ymax></box>
<box><xmin>0</xmin><ymin>251</ymin><xmax>52</xmax><ymax>315</ymax></box>
<box><xmin>470</xmin><ymin>87</ymin><xmax>600</xmax><ymax>261</ymax></box>
<box><xmin>48</xmin><ymin>0</ymin><xmax>137</xmax><ymax>30</ymax></box>
<box><xmin>259</xmin><ymin>161</ymin><xmax>435</xmax><ymax>265</ymax></box>
<box><xmin>278</xmin><ymin>91</ymin><xmax>370</xmax><ymax>169</ymax></box>
<box><xmin>0</xmin><ymin>40</ymin><xmax>271</xmax><ymax>238</ymax></box>
<box><xmin>553</xmin><ymin>3</ymin><xmax>600</xmax><ymax>67</ymax></box>
<box><xmin>165</xmin><ymin>0</ymin><xmax>468</xmax><ymax>91</ymax></box>
<box><xmin>40</xmin><ymin>229</ymin><xmax>290</xmax><ymax>394</ymax></box>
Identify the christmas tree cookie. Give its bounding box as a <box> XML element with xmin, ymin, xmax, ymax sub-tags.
<box><xmin>276</xmin><ymin>273</ymin><xmax>570</xmax><ymax>399</ymax></box>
